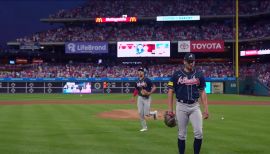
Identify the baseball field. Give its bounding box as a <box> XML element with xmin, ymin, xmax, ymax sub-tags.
<box><xmin>0</xmin><ymin>94</ymin><xmax>269</xmax><ymax>154</ymax></box>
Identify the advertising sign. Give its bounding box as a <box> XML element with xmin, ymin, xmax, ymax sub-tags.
<box><xmin>63</xmin><ymin>82</ymin><xmax>92</xmax><ymax>94</ymax></box>
<box><xmin>95</xmin><ymin>17</ymin><xmax>137</xmax><ymax>23</ymax></box>
<box><xmin>240</xmin><ymin>49</ymin><xmax>270</xmax><ymax>56</ymax></box>
<box><xmin>157</xmin><ymin>15</ymin><xmax>200</xmax><ymax>21</ymax></box>
<box><xmin>117</xmin><ymin>41</ymin><xmax>170</xmax><ymax>57</ymax></box>
<box><xmin>178</xmin><ymin>40</ymin><xmax>224</xmax><ymax>52</ymax></box>
<box><xmin>65</xmin><ymin>42</ymin><xmax>108</xmax><ymax>54</ymax></box>
<box><xmin>211</xmin><ymin>82</ymin><xmax>224</xmax><ymax>94</ymax></box>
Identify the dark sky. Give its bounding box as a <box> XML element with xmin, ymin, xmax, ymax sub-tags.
<box><xmin>0</xmin><ymin>0</ymin><xmax>86</xmax><ymax>47</ymax></box>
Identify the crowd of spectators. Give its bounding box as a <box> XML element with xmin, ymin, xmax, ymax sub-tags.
<box><xmin>13</xmin><ymin>0</ymin><xmax>270</xmax><ymax>43</ymax></box>
<box><xmin>240</xmin><ymin>63</ymin><xmax>270</xmax><ymax>88</ymax></box>
<box><xmin>14</xmin><ymin>21</ymin><xmax>270</xmax><ymax>43</ymax></box>
<box><xmin>48</xmin><ymin>0</ymin><xmax>270</xmax><ymax>18</ymax></box>
<box><xmin>1</xmin><ymin>62</ymin><xmax>269</xmax><ymax>87</ymax></box>
<box><xmin>0</xmin><ymin>63</ymin><xmax>230</xmax><ymax>78</ymax></box>
<box><xmin>0</xmin><ymin>63</ymin><xmax>258</xmax><ymax>79</ymax></box>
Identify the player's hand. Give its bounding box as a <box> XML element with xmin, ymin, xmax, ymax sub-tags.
<box><xmin>167</xmin><ymin>111</ymin><xmax>174</xmax><ymax>116</ymax></box>
<box><xmin>141</xmin><ymin>89</ymin><xmax>150</xmax><ymax>96</ymax></box>
<box><xmin>203</xmin><ymin>110</ymin><xmax>209</xmax><ymax>119</ymax></box>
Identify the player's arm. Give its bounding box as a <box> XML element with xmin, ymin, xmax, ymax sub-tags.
<box><xmin>131</xmin><ymin>85</ymin><xmax>139</xmax><ymax>102</ymax></box>
<box><xmin>198</xmin><ymin>73</ymin><xmax>209</xmax><ymax>119</ymax></box>
<box><xmin>168</xmin><ymin>88</ymin><xmax>174</xmax><ymax>112</ymax></box>
<box><xmin>133</xmin><ymin>89</ymin><xmax>138</xmax><ymax>97</ymax></box>
<box><xmin>167</xmin><ymin>74</ymin><xmax>175</xmax><ymax>113</ymax></box>
<box><xmin>149</xmin><ymin>82</ymin><xmax>157</xmax><ymax>95</ymax></box>
<box><xmin>199</xmin><ymin>89</ymin><xmax>209</xmax><ymax>119</ymax></box>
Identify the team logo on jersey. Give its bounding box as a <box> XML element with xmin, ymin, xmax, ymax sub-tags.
<box><xmin>177</xmin><ymin>76</ymin><xmax>200</xmax><ymax>85</ymax></box>
<box><xmin>137</xmin><ymin>81</ymin><xmax>147</xmax><ymax>87</ymax></box>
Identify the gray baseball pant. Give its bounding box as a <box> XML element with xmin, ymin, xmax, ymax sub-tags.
<box><xmin>137</xmin><ymin>96</ymin><xmax>151</xmax><ymax>129</ymax></box>
<box><xmin>176</xmin><ymin>101</ymin><xmax>203</xmax><ymax>140</ymax></box>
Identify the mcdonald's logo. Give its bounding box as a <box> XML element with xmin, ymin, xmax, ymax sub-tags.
<box><xmin>129</xmin><ymin>17</ymin><xmax>137</xmax><ymax>22</ymax></box>
<box><xmin>95</xmin><ymin>18</ymin><xmax>103</xmax><ymax>23</ymax></box>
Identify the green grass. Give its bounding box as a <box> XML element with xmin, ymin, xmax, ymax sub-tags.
<box><xmin>0</xmin><ymin>94</ymin><xmax>269</xmax><ymax>101</ymax></box>
<box><xmin>0</xmin><ymin>94</ymin><xmax>269</xmax><ymax>154</ymax></box>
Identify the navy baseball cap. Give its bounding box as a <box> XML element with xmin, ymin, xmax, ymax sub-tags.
<box><xmin>138</xmin><ymin>67</ymin><xmax>144</xmax><ymax>72</ymax></box>
<box><xmin>184</xmin><ymin>53</ymin><xmax>195</xmax><ymax>61</ymax></box>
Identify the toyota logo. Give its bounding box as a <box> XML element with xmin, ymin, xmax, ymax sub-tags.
<box><xmin>180</xmin><ymin>43</ymin><xmax>189</xmax><ymax>49</ymax></box>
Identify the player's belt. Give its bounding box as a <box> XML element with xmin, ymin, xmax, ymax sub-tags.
<box><xmin>139</xmin><ymin>95</ymin><xmax>149</xmax><ymax>99</ymax></box>
<box><xmin>178</xmin><ymin>99</ymin><xmax>197</xmax><ymax>104</ymax></box>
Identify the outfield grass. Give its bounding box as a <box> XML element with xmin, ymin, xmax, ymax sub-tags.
<box><xmin>0</xmin><ymin>94</ymin><xmax>269</xmax><ymax>154</ymax></box>
<box><xmin>0</xmin><ymin>93</ymin><xmax>269</xmax><ymax>101</ymax></box>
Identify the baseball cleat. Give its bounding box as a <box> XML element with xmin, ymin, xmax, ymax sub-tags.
<box><xmin>153</xmin><ymin>110</ymin><xmax>158</xmax><ymax>120</ymax></box>
<box><xmin>140</xmin><ymin>128</ymin><xmax>148</xmax><ymax>132</ymax></box>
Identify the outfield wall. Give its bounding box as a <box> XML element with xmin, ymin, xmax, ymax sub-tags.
<box><xmin>0</xmin><ymin>77</ymin><xmax>236</xmax><ymax>94</ymax></box>
<box><xmin>239</xmin><ymin>77</ymin><xmax>270</xmax><ymax>96</ymax></box>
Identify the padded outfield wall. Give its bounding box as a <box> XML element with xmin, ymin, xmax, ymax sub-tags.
<box><xmin>0</xmin><ymin>77</ymin><xmax>238</xmax><ymax>94</ymax></box>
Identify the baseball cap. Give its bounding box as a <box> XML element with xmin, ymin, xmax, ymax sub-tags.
<box><xmin>184</xmin><ymin>53</ymin><xmax>195</xmax><ymax>61</ymax></box>
<box><xmin>138</xmin><ymin>67</ymin><xmax>144</xmax><ymax>72</ymax></box>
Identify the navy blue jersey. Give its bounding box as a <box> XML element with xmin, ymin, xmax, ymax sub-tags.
<box><xmin>168</xmin><ymin>69</ymin><xmax>205</xmax><ymax>101</ymax></box>
<box><xmin>135</xmin><ymin>77</ymin><xmax>153</xmax><ymax>98</ymax></box>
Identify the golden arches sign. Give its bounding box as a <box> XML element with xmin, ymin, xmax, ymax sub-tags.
<box><xmin>95</xmin><ymin>18</ymin><xmax>103</xmax><ymax>23</ymax></box>
<box><xmin>129</xmin><ymin>17</ymin><xmax>137</xmax><ymax>22</ymax></box>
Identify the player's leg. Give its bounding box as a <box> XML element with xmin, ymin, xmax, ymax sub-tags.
<box><xmin>190</xmin><ymin>104</ymin><xmax>203</xmax><ymax>154</ymax></box>
<box><xmin>143</xmin><ymin>96</ymin><xmax>151</xmax><ymax>116</ymax></box>
<box><xmin>148</xmin><ymin>96</ymin><xmax>158</xmax><ymax>120</ymax></box>
<box><xmin>137</xmin><ymin>96</ymin><xmax>147</xmax><ymax>131</ymax></box>
<box><xmin>144</xmin><ymin>96</ymin><xmax>157</xmax><ymax>120</ymax></box>
<box><xmin>176</xmin><ymin>102</ymin><xmax>189</xmax><ymax>154</ymax></box>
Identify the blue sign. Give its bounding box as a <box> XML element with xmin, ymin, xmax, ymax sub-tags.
<box><xmin>20</xmin><ymin>42</ymin><xmax>40</xmax><ymax>50</ymax></box>
<box><xmin>65</xmin><ymin>42</ymin><xmax>108</xmax><ymax>54</ymax></box>
<box><xmin>205</xmin><ymin>82</ymin><xmax>211</xmax><ymax>94</ymax></box>
<box><xmin>156</xmin><ymin>15</ymin><xmax>200</xmax><ymax>21</ymax></box>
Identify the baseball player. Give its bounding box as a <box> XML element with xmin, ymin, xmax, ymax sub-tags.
<box><xmin>167</xmin><ymin>53</ymin><xmax>209</xmax><ymax>154</ymax></box>
<box><xmin>131</xmin><ymin>67</ymin><xmax>157</xmax><ymax>132</ymax></box>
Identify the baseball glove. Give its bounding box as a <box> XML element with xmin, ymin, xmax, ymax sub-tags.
<box><xmin>141</xmin><ymin>89</ymin><xmax>149</xmax><ymax>96</ymax></box>
<box><xmin>164</xmin><ymin>111</ymin><xmax>176</xmax><ymax>127</ymax></box>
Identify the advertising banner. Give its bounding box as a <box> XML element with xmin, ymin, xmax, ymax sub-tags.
<box><xmin>211</xmin><ymin>82</ymin><xmax>224</xmax><ymax>94</ymax></box>
<box><xmin>117</xmin><ymin>41</ymin><xmax>170</xmax><ymax>57</ymax></box>
<box><xmin>20</xmin><ymin>42</ymin><xmax>40</xmax><ymax>50</ymax></box>
<box><xmin>178</xmin><ymin>40</ymin><xmax>224</xmax><ymax>52</ymax></box>
<box><xmin>240</xmin><ymin>49</ymin><xmax>270</xmax><ymax>56</ymax></box>
<box><xmin>95</xmin><ymin>17</ymin><xmax>137</xmax><ymax>23</ymax></box>
<box><xmin>65</xmin><ymin>42</ymin><xmax>108</xmax><ymax>54</ymax></box>
<box><xmin>63</xmin><ymin>82</ymin><xmax>92</xmax><ymax>94</ymax></box>
<box><xmin>157</xmin><ymin>15</ymin><xmax>200</xmax><ymax>21</ymax></box>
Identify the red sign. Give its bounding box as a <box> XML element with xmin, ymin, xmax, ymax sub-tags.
<box><xmin>240</xmin><ymin>49</ymin><xmax>270</xmax><ymax>56</ymax></box>
<box><xmin>32</xmin><ymin>59</ymin><xmax>43</xmax><ymax>64</ymax></box>
<box><xmin>16</xmin><ymin>59</ymin><xmax>28</xmax><ymax>64</ymax></box>
<box><xmin>95</xmin><ymin>17</ymin><xmax>137</xmax><ymax>23</ymax></box>
<box><xmin>241</xmin><ymin>50</ymin><xmax>258</xmax><ymax>56</ymax></box>
<box><xmin>190</xmin><ymin>40</ymin><xmax>224</xmax><ymax>52</ymax></box>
